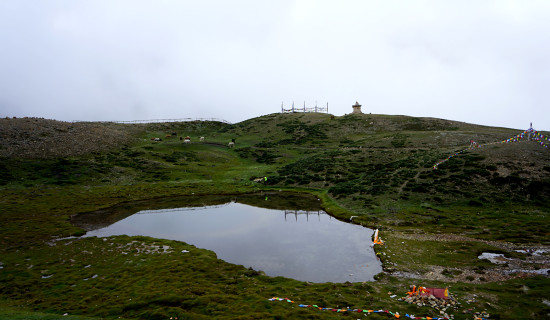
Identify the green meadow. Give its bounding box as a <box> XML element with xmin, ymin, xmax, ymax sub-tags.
<box><xmin>1</xmin><ymin>113</ymin><xmax>549</xmax><ymax>319</ymax></box>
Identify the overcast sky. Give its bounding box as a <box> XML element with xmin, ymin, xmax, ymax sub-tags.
<box><xmin>1</xmin><ymin>0</ymin><xmax>549</xmax><ymax>131</ymax></box>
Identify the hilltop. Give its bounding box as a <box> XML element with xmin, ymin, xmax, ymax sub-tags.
<box><xmin>1</xmin><ymin>113</ymin><xmax>549</xmax><ymax>239</ymax></box>
<box><xmin>2</xmin><ymin>113</ymin><xmax>548</xmax><ymax>208</ymax></box>
<box><xmin>0</xmin><ymin>113</ymin><xmax>525</xmax><ymax>157</ymax></box>
<box><xmin>0</xmin><ymin>117</ymin><xmax>138</xmax><ymax>158</ymax></box>
<box><xmin>1</xmin><ymin>113</ymin><xmax>549</xmax><ymax>319</ymax></box>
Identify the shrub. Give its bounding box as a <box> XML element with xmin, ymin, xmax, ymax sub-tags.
<box><xmin>468</xmin><ymin>199</ymin><xmax>483</xmax><ymax>207</ymax></box>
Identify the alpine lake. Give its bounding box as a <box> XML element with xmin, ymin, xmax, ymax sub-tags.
<box><xmin>71</xmin><ymin>192</ymin><xmax>382</xmax><ymax>283</ymax></box>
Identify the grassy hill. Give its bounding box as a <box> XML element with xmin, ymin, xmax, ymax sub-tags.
<box><xmin>1</xmin><ymin>113</ymin><xmax>549</xmax><ymax>319</ymax></box>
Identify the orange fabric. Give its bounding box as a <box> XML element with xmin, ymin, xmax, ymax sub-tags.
<box><xmin>410</xmin><ymin>287</ymin><xmax>449</xmax><ymax>299</ymax></box>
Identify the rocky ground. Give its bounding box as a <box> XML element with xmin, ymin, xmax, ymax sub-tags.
<box><xmin>391</xmin><ymin>232</ymin><xmax>550</xmax><ymax>283</ymax></box>
<box><xmin>0</xmin><ymin>117</ymin><xmax>139</xmax><ymax>158</ymax></box>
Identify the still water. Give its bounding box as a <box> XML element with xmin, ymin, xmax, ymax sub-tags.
<box><xmin>73</xmin><ymin>193</ymin><xmax>382</xmax><ymax>283</ymax></box>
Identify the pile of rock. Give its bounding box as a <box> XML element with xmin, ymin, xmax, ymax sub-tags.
<box><xmin>472</xmin><ymin>311</ymin><xmax>490</xmax><ymax>319</ymax></box>
<box><xmin>399</xmin><ymin>293</ymin><xmax>460</xmax><ymax>319</ymax></box>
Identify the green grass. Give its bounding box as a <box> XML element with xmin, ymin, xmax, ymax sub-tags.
<box><xmin>1</xmin><ymin>113</ymin><xmax>549</xmax><ymax>319</ymax></box>
<box><xmin>0</xmin><ymin>302</ymin><xmax>103</xmax><ymax>320</ymax></box>
<box><xmin>4</xmin><ymin>233</ymin><xmax>548</xmax><ymax>319</ymax></box>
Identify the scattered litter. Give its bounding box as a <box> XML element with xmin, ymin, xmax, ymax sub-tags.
<box><xmin>41</xmin><ymin>275</ymin><xmax>53</xmax><ymax>279</ymax></box>
<box><xmin>181</xmin><ymin>250</ymin><xmax>190</xmax><ymax>253</ymax></box>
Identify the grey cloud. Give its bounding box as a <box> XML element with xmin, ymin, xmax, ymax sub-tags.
<box><xmin>0</xmin><ymin>0</ymin><xmax>548</xmax><ymax>131</ymax></box>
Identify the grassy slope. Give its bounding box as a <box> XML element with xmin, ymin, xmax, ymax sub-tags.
<box><xmin>0</xmin><ymin>113</ymin><xmax>549</xmax><ymax>319</ymax></box>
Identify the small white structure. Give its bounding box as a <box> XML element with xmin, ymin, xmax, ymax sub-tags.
<box><xmin>352</xmin><ymin>101</ymin><xmax>363</xmax><ymax>114</ymax></box>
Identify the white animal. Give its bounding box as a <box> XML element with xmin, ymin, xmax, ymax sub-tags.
<box><xmin>200</xmin><ymin>136</ymin><xmax>205</xmax><ymax>142</ymax></box>
<box><xmin>228</xmin><ymin>141</ymin><xmax>235</xmax><ymax>148</ymax></box>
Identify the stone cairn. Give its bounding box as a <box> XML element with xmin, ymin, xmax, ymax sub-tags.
<box><xmin>398</xmin><ymin>285</ymin><xmax>461</xmax><ymax>320</ymax></box>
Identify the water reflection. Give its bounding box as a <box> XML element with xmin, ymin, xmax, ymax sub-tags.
<box><xmin>72</xmin><ymin>192</ymin><xmax>382</xmax><ymax>283</ymax></box>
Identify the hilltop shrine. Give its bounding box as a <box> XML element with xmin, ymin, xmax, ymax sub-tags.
<box><xmin>352</xmin><ymin>101</ymin><xmax>363</xmax><ymax>114</ymax></box>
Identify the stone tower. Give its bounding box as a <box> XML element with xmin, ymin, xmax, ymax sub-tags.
<box><xmin>352</xmin><ymin>101</ymin><xmax>362</xmax><ymax>114</ymax></box>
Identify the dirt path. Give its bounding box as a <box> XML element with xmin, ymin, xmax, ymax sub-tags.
<box><xmin>397</xmin><ymin>169</ymin><xmax>423</xmax><ymax>194</ymax></box>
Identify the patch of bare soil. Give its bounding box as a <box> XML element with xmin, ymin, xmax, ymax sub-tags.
<box><xmin>392</xmin><ymin>232</ymin><xmax>550</xmax><ymax>283</ymax></box>
<box><xmin>0</xmin><ymin>117</ymin><xmax>140</xmax><ymax>158</ymax></box>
